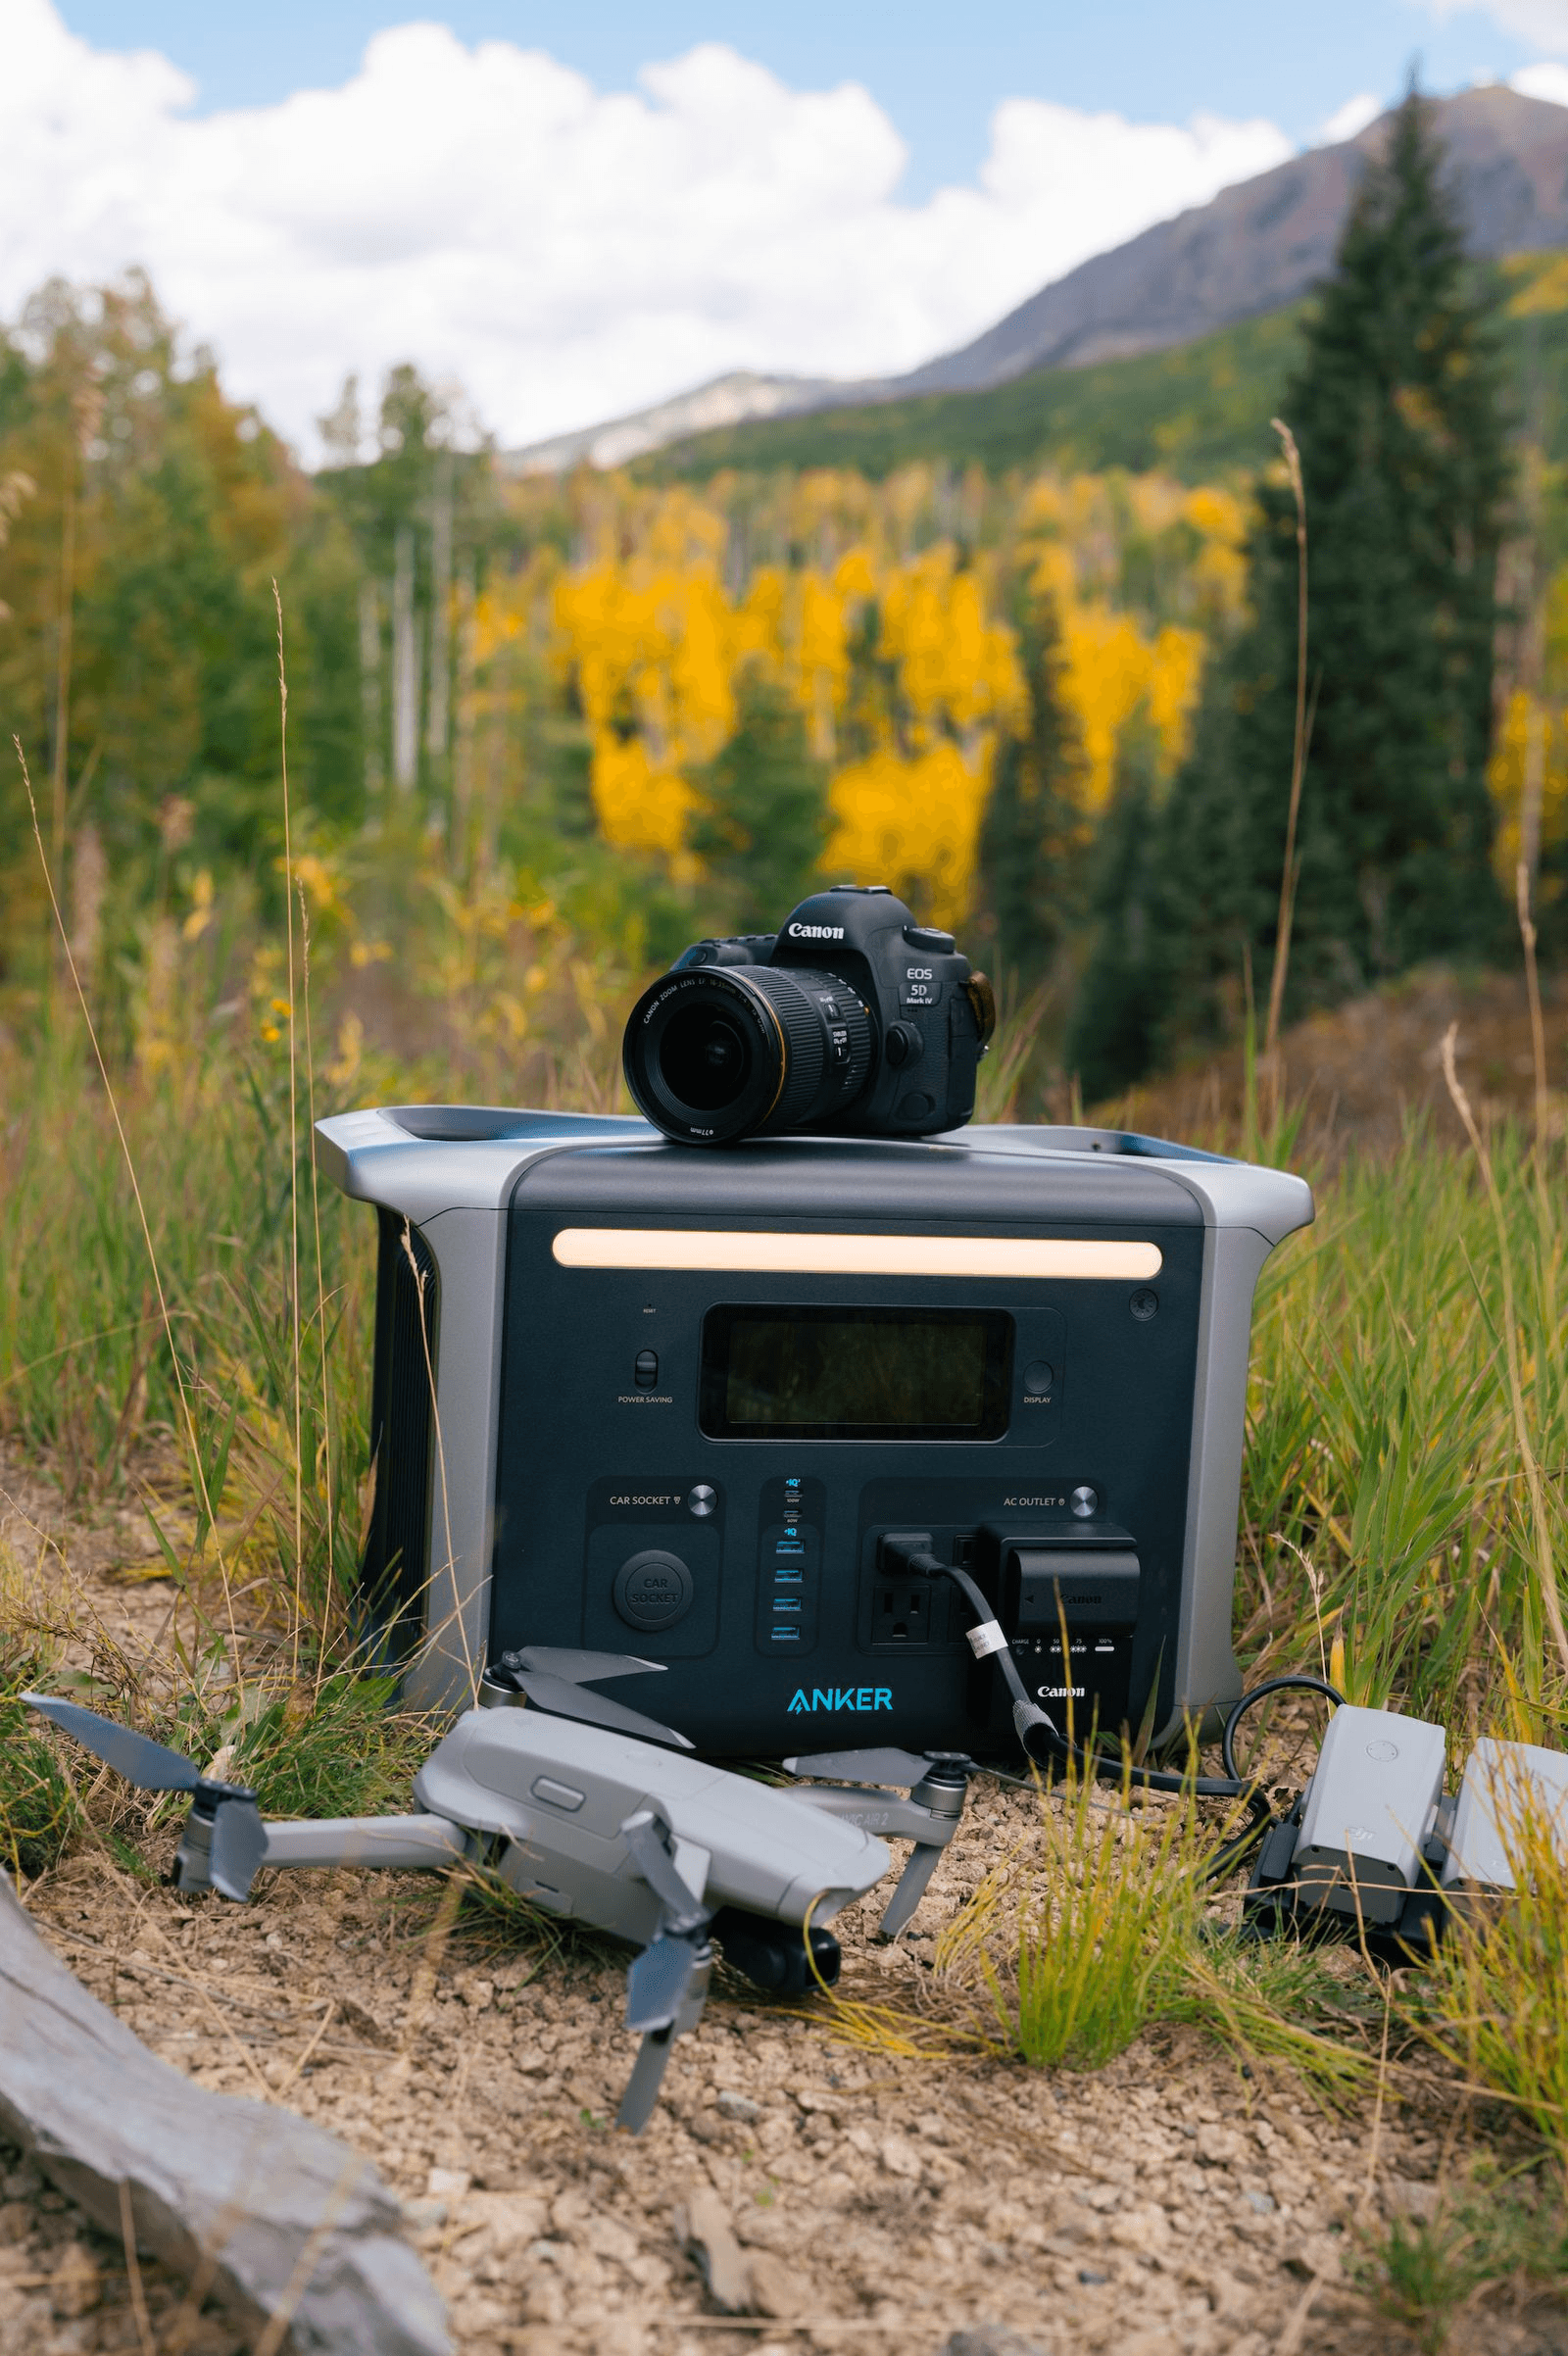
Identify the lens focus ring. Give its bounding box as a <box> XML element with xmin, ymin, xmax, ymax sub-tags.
<box><xmin>739</xmin><ymin>966</ymin><xmax>872</xmax><ymax>1138</ymax></box>
<box><xmin>622</xmin><ymin>960</ymin><xmax>872</xmax><ymax>1144</ymax></box>
<box><xmin>739</xmin><ymin>968</ymin><xmax>834</xmax><ymax>1132</ymax></box>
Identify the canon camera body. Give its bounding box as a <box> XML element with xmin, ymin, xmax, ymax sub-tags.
<box><xmin>621</xmin><ymin>885</ymin><xmax>996</xmax><ymax>1147</ymax></box>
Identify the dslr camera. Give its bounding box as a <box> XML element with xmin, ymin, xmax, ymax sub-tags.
<box><xmin>315</xmin><ymin>882</ymin><xmax>1314</xmax><ymax>1762</ymax></box>
<box><xmin>621</xmin><ymin>885</ymin><xmax>997</xmax><ymax>1146</ymax></box>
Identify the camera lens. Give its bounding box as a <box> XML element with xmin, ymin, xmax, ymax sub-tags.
<box><xmin>624</xmin><ymin>965</ymin><xmax>872</xmax><ymax>1145</ymax></box>
<box><xmin>658</xmin><ymin>1006</ymin><xmax>752</xmax><ymax>1111</ymax></box>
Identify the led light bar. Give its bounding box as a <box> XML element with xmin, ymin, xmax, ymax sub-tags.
<box><xmin>550</xmin><ymin>1229</ymin><xmax>1164</xmax><ymax>1281</ymax></box>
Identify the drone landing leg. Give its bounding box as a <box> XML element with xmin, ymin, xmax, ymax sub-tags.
<box><xmin>877</xmin><ymin>1840</ymin><xmax>945</xmax><ymax>1939</ymax></box>
<box><xmin>615</xmin><ymin>2027</ymin><xmax>677</xmax><ymax>2135</ymax></box>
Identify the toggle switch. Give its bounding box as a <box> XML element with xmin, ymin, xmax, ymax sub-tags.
<box><xmin>633</xmin><ymin>1349</ymin><xmax>660</xmax><ymax>1389</ymax></box>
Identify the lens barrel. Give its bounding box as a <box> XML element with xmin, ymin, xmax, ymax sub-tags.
<box><xmin>623</xmin><ymin>964</ymin><xmax>873</xmax><ymax>1145</ymax></box>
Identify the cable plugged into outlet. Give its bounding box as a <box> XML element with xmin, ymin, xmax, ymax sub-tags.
<box><xmin>871</xmin><ymin>1533</ymin><xmax>945</xmax><ymax>1649</ymax></box>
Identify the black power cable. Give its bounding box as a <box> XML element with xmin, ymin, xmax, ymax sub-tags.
<box><xmin>1219</xmin><ymin>1674</ymin><xmax>1345</xmax><ymax>1783</ymax></box>
<box><xmin>886</xmin><ymin>1541</ymin><xmax>1345</xmax><ymax>1881</ymax></box>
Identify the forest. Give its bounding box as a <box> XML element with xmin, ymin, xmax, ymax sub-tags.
<box><xmin>11</xmin><ymin>92</ymin><xmax>1568</xmax><ymax>2351</ymax></box>
<box><xmin>1</xmin><ymin>91</ymin><xmax>1560</xmax><ymax>1107</ymax></box>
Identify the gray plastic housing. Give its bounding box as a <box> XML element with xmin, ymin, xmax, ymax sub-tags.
<box><xmin>314</xmin><ymin>1105</ymin><xmax>1311</xmax><ymax>1733</ymax></box>
<box><xmin>411</xmin><ymin>1705</ymin><xmax>889</xmax><ymax>1943</ymax></box>
<box><xmin>1441</xmin><ymin>1737</ymin><xmax>1568</xmax><ymax>1894</ymax></box>
<box><xmin>1294</xmin><ymin>1704</ymin><xmax>1446</xmax><ymax>1925</ymax></box>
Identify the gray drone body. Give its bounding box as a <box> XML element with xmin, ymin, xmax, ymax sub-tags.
<box><xmin>24</xmin><ymin>1679</ymin><xmax>948</xmax><ymax>2129</ymax></box>
<box><xmin>408</xmin><ymin>1704</ymin><xmax>888</xmax><ymax>1943</ymax></box>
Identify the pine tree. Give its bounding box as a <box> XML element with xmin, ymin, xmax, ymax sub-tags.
<box><xmin>1148</xmin><ymin>84</ymin><xmax>1512</xmax><ymax>1052</ymax></box>
<box><xmin>1065</xmin><ymin>711</ymin><xmax>1166</xmax><ymax>1098</ymax></box>
<box><xmin>977</xmin><ymin>585</ymin><xmax>1088</xmax><ymax>986</ymax></box>
<box><xmin>688</xmin><ymin>662</ymin><xmax>829</xmax><ymax>928</ymax></box>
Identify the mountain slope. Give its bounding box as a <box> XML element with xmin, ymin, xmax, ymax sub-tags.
<box><xmin>509</xmin><ymin>84</ymin><xmax>1568</xmax><ymax>478</ymax></box>
<box><xmin>645</xmin><ymin>303</ymin><xmax>1307</xmax><ymax>484</ymax></box>
<box><xmin>895</xmin><ymin>81</ymin><xmax>1568</xmax><ymax>395</ymax></box>
<box><xmin>644</xmin><ymin>250</ymin><xmax>1568</xmax><ymax>485</ymax></box>
<box><xmin>501</xmin><ymin>369</ymin><xmax>834</xmax><ymax>476</ymax></box>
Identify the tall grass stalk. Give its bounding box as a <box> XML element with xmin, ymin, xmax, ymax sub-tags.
<box><xmin>936</xmin><ymin>1769</ymin><xmax>1367</xmax><ymax>2096</ymax></box>
<box><xmin>14</xmin><ymin>736</ymin><xmax>241</xmax><ymax>1669</ymax></box>
<box><xmin>1441</xmin><ymin>1023</ymin><xmax>1568</xmax><ymax>1692</ymax></box>
<box><xmin>1238</xmin><ymin>1108</ymin><xmax>1568</xmax><ymax>1728</ymax></box>
<box><xmin>298</xmin><ymin>888</ymin><xmax>335</xmax><ymax>1617</ymax></box>
<box><xmin>1407</xmin><ymin>1767</ymin><xmax>1568</xmax><ymax>2167</ymax></box>
<box><xmin>1262</xmin><ymin>416</ymin><xmax>1309</xmax><ymax>1136</ymax></box>
<box><xmin>273</xmin><ymin>582</ymin><xmax>305</xmax><ymax>1679</ymax></box>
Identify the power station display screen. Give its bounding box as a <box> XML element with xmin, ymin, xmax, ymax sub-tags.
<box><xmin>700</xmin><ymin>1305</ymin><xmax>1013</xmax><ymax>1441</ymax></box>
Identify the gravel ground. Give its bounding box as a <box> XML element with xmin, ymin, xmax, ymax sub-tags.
<box><xmin>4</xmin><ymin>1454</ymin><xmax>1568</xmax><ymax>2356</ymax></box>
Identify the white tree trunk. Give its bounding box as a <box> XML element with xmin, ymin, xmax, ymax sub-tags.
<box><xmin>425</xmin><ymin>457</ymin><xmax>454</xmax><ymax>764</ymax></box>
<box><xmin>392</xmin><ymin>523</ymin><xmax>419</xmax><ymax>792</ymax></box>
<box><xmin>452</xmin><ymin>557</ymin><xmax>477</xmax><ymax>866</ymax></box>
<box><xmin>359</xmin><ymin>575</ymin><xmax>383</xmax><ymax>799</ymax></box>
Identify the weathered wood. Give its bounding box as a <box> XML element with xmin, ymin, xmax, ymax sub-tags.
<box><xmin>0</xmin><ymin>1870</ymin><xmax>449</xmax><ymax>2354</ymax></box>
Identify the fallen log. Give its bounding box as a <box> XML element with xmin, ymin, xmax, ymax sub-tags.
<box><xmin>0</xmin><ymin>1868</ymin><xmax>449</xmax><ymax>2354</ymax></box>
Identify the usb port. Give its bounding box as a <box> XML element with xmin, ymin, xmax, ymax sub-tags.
<box><xmin>771</xmin><ymin>1628</ymin><xmax>801</xmax><ymax>1643</ymax></box>
<box><xmin>772</xmin><ymin>1597</ymin><xmax>802</xmax><ymax>1612</ymax></box>
<box><xmin>774</xmin><ymin>1569</ymin><xmax>804</xmax><ymax>1585</ymax></box>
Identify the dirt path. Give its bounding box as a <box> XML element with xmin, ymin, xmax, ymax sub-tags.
<box><xmin>2</xmin><ymin>1459</ymin><xmax>1563</xmax><ymax>2356</ymax></box>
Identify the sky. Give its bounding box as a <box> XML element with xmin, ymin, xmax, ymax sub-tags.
<box><xmin>7</xmin><ymin>0</ymin><xmax>1568</xmax><ymax>459</ymax></box>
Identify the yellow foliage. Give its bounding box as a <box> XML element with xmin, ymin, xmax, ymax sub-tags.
<box><xmin>825</xmin><ymin>738</ymin><xmax>995</xmax><ymax>931</ymax></box>
<box><xmin>517</xmin><ymin>459</ymin><xmax>1239</xmax><ymax>912</ymax></box>
<box><xmin>1488</xmin><ymin>688</ymin><xmax>1568</xmax><ymax>896</ymax></box>
<box><xmin>587</xmin><ymin>729</ymin><xmax>697</xmax><ymax>864</ymax></box>
<box><xmin>1059</xmin><ymin>606</ymin><xmax>1204</xmax><ymax>807</ymax></box>
<box><xmin>1506</xmin><ymin>252</ymin><xmax>1568</xmax><ymax>319</ymax></box>
<box><xmin>878</xmin><ymin>547</ymin><xmax>1025</xmax><ymax>742</ymax></box>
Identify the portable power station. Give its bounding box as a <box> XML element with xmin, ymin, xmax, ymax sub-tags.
<box><xmin>315</xmin><ymin>1107</ymin><xmax>1311</xmax><ymax>1755</ymax></box>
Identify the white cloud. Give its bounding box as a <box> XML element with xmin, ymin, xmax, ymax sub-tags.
<box><xmin>1420</xmin><ymin>0</ymin><xmax>1568</xmax><ymax>47</ymax></box>
<box><xmin>1319</xmin><ymin>93</ymin><xmax>1384</xmax><ymax>143</ymax></box>
<box><xmin>0</xmin><ymin>0</ymin><xmax>1293</xmax><ymax>457</ymax></box>
<box><xmin>1512</xmin><ymin>58</ymin><xmax>1568</xmax><ymax>99</ymax></box>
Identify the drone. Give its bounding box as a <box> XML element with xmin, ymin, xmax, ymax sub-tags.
<box><xmin>24</xmin><ymin>1650</ymin><xmax>982</xmax><ymax>2129</ymax></box>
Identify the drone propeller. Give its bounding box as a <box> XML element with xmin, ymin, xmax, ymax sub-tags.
<box><xmin>614</xmin><ymin>1810</ymin><xmax>713</xmax><ymax>2134</ymax></box>
<box><xmin>783</xmin><ymin>1744</ymin><xmax>936</xmax><ymax>1787</ymax></box>
<box><xmin>24</xmin><ymin>1693</ymin><xmax>269</xmax><ymax>1903</ymax></box>
<box><xmin>23</xmin><ymin>1693</ymin><xmax>206</xmax><ymax>1792</ymax></box>
<box><xmin>784</xmin><ymin>1744</ymin><xmax>980</xmax><ymax>1941</ymax></box>
<box><xmin>491</xmin><ymin>1647</ymin><xmax>695</xmax><ymax>1751</ymax></box>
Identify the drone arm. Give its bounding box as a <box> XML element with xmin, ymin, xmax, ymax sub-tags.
<box><xmin>257</xmin><ymin>1815</ymin><xmax>472</xmax><ymax>1873</ymax></box>
<box><xmin>787</xmin><ymin>1784</ymin><xmax>962</xmax><ymax>1847</ymax></box>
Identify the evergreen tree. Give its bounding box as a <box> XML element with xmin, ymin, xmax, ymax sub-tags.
<box><xmin>688</xmin><ymin>663</ymin><xmax>829</xmax><ymax>927</ymax></box>
<box><xmin>1143</xmin><ymin>84</ymin><xmax>1512</xmax><ymax>1058</ymax></box>
<box><xmin>978</xmin><ymin>585</ymin><xmax>1088</xmax><ymax>985</ymax></box>
<box><xmin>1065</xmin><ymin>712</ymin><xmax>1166</xmax><ymax>1099</ymax></box>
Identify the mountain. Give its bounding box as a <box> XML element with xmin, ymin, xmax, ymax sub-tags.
<box><xmin>501</xmin><ymin>369</ymin><xmax>834</xmax><ymax>477</ymax></box>
<box><xmin>886</xmin><ymin>82</ymin><xmax>1568</xmax><ymax>394</ymax></box>
<box><xmin>504</xmin><ymin>84</ymin><xmax>1568</xmax><ymax>477</ymax></box>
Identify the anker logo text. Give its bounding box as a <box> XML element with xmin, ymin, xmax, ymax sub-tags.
<box><xmin>787</xmin><ymin>921</ymin><xmax>845</xmax><ymax>940</ymax></box>
<box><xmin>787</xmin><ymin>1687</ymin><xmax>893</xmax><ymax>1714</ymax></box>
